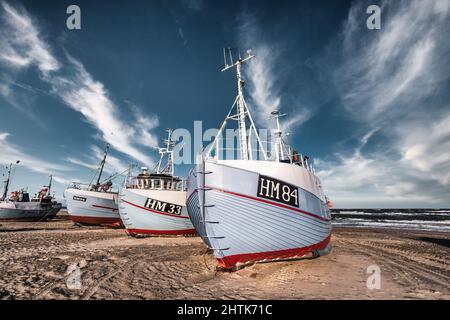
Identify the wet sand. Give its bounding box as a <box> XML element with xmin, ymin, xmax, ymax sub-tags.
<box><xmin>0</xmin><ymin>211</ymin><xmax>449</xmax><ymax>300</ymax></box>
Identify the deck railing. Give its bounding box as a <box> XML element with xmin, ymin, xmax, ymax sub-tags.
<box><xmin>125</xmin><ymin>177</ymin><xmax>187</xmax><ymax>191</ymax></box>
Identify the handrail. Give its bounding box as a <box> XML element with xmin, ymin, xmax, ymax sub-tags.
<box><xmin>125</xmin><ymin>176</ymin><xmax>187</xmax><ymax>191</ymax></box>
<box><xmin>206</xmin><ymin>150</ymin><xmax>317</xmax><ymax>174</ymax></box>
<box><xmin>68</xmin><ymin>182</ymin><xmax>118</xmax><ymax>193</ymax></box>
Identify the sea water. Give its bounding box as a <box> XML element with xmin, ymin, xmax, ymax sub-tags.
<box><xmin>331</xmin><ymin>209</ymin><xmax>450</xmax><ymax>232</ymax></box>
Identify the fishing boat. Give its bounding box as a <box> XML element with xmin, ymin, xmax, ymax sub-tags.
<box><xmin>64</xmin><ymin>144</ymin><xmax>121</xmax><ymax>227</ymax></box>
<box><xmin>0</xmin><ymin>161</ymin><xmax>62</xmax><ymax>221</ymax></box>
<box><xmin>119</xmin><ymin>129</ymin><xmax>195</xmax><ymax>236</ymax></box>
<box><xmin>186</xmin><ymin>49</ymin><xmax>332</xmax><ymax>269</ymax></box>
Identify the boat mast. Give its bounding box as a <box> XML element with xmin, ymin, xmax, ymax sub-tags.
<box><xmin>222</xmin><ymin>48</ymin><xmax>252</xmax><ymax>160</ymax></box>
<box><xmin>1</xmin><ymin>160</ymin><xmax>19</xmax><ymax>201</ymax></box>
<box><xmin>156</xmin><ymin>129</ymin><xmax>174</xmax><ymax>176</ymax></box>
<box><xmin>236</xmin><ymin>58</ymin><xmax>249</xmax><ymax>160</ymax></box>
<box><xmin>219</xmin><ymin>48</ymin><xmax>267</xmax><ymax>161</ymax></box>
<box><xmin>95</xmin><ymin>143</ymin><xmax>110</xmax><ymax>189</ymax></box>
<box><xmin>47</xmin><ymin>174</ymin><xmax>53</xmax><ymax>196</ymax></box>
<box><xmin>1</xmin><ymin>164</ymin><xmax>12</xmax><ymax>201</ymax></box>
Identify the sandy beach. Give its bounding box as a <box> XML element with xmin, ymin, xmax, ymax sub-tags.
<box><xmin>0</xmin><ymin>211</ymin><xmax>448</xmax><ymax>300</ymax></box>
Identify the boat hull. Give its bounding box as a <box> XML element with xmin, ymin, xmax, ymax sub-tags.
<box><xmin>64</xmin><ymin>188</ymin><xmax>121</xmax><ymax>226</ymax></box>
<box><xmin>186</xmin><ymin>159</ymin><xmax>332</xmax><ymax>269</ymax></box>
<box><xmin>0</xmin><ymin>202</ymin><xmax>61</xmax><ymax>221</ymax></box>
<box><xmin>119</xmin><ymin>187</ymin><xmax>195</xmax><ymax>236</ymax></box>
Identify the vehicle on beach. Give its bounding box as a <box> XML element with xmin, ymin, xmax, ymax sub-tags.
<box><xmin>0</xmin><ymin>162</ymin><xmax>61</xmax><ymax>221</ymax></box>
<box><xmin>119</xmin><ymin>129</ymin><xmax>195</xmax><ymax>236</ymax></box>
<box><xmin>186</xmin><ymin>49</ymin><xmax>332</xmax><ymax>269</ymax></box>
<box><xmin>64</xmin><ymin>144</ymin><xmax>121</xmax><ymax>227</ymax></box>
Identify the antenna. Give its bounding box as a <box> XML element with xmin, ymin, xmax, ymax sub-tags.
<box><xmin>223</xmin><ymin>48</ymin><xmax>228</xmax><ymax>69</ymax></box>
<box><xmin>269</xmin><ymin>110</ymin><xmax>288</xmax><ymax>162</ymax></box>
<box><xmin>221</xmin><ymin>48</ymin><xmax>254</xmax><ymax>72</ymax></box>
<box><xmin>269</xmin><ymin>110</ymin><xmax>287</xmax><ymax>133</ymax></box>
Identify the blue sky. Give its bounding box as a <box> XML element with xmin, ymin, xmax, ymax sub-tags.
<box><xmin>0</xmin><ymin>0</ymin><xmax>449</xmax><ymax>208</ymax></box>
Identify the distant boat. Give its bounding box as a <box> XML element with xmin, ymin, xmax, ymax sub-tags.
<box><xmin>0</xmin><ymin>162</ymin><xmax>61</xmax><ymax>221</ymax></box>
<box><xmin>64</xmin><ymin>144</ymin><xmax>121</xmax><ymax>227</ymax></box>
<box><xmin>186</xmin><ymin>49</ymin><xmax>332</xmax><ymax>269</ymax></box>
<box><xmin>119</xmin><ymin>129</ymin><xmax>195</xmax><ymax>236</ymax></box>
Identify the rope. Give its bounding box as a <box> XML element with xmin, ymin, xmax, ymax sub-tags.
<box><xmin>99</xmin><ymin>166</ymin><xmax>129</xmax><ymax>185</ymax></box>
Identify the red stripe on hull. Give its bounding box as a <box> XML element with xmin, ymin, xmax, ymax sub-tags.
<box><xmin>217</xmin><ymin>234</ymin><xmax>332</xmax><ymax>269</ymax></box>
<box><xmin>92</xmin><ymin>204</ymin><xmax>118</xmax><ymax>211</ymax></box>
<box><xmin>69</xmin><ymin>215</ymin><xmax>123</xmax><ymax>227</ymax></box>
<box><xmin>206</xmin><ymin>186</ymin><xmax>330</xmax><ymax>222</ymax></box>
<box><xmin>121</xmin><ymin>199</ymin><xmax>190</xmax><ymax>219</ymax></box>
<box><xmin>126</xmin><ymin>228</ymin><xmax>197</xmax><ymax>236</ymax></box>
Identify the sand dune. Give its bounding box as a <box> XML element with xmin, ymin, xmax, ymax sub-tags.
<box><xmin>0</xmin><ymin>213</ymin><xmax>448</xmax><ymax>300</ymax></box>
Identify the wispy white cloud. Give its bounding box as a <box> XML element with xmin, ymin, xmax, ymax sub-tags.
<box><xmin>0</xmin><ymin>1</ymin><xmax>59</xmax><ymax>73</ymax></box>
<box><xmin>65</xmin><ymin>144</ymin><xmax>129</xmax><ymax>185</ymax></box>
<box><xmin>49</xmin><ymin>55</ymin><xmax>155</xmax><ymax>165</ymax></box>
<box><xmin>317</xmin><ymin>143</ymin><xmax>446</xmax><ymax>208</ymax></box>
<box><xmin>51</xmin><ymin>175</ymin><xmax>76</xmax><ymax>186</ymax></box>
<box><xmin>244</xmin><ymin>47</ymin><xmax>281</xmax><ymax>121</ymax></box>
<box><xmin>0</xmin><ymin>2</ymin><xmax>59</xmax><ymax>124</ymax></box>
<box><xmin>89</xmin><ymin>144</ymin><xmax>129</xmax><ymax>174</ymax></box>
<box><xmin>236</xmin><ymin>10</ymin><xmax>312</xmax><ymax>131</ymax></box>
<box><xmin>65</xmin><ymin>157</ymin><xmax>98</xmax><ymax>171</ymax></box>
<box><xmin>0</xmin><ymin>73</ymin><xmax>48</xmax><ymax>126</ymax></box>
<box><xmin>0</xmin><ymin>1</ymin><xmax>159</xmax><ymax>167</ymax></box>
<box><xmin>398</xmin><ymin>110</ymin><xmax>450</xmax><ymax>185</ymax></box>
<box><xmin>281</xmin><ymin>109</ymin><xmax>313</xmax><ymax>133</ymax></box>
<box><xmin>320</xmin><ymin>0</ymin><xmax>450</xmax><ymax>207</ymax></box>
<box><xmin>125</xmin><ymin>100</ymin><xmax>160</xmax><ymax>149</ymax></box>
<box><xmin>180</xmin><ymin>0</ymin><xmax>204</xmax><ymax>12</ymax></box>
<box><xmin>0</xmin><ymin>132</ymin><xmax>71</xmax><ymax>187</ymax></box>
<box><xmin>336</xmin><ymin>0</ymin><xmax>450</xmax><ymax>122</ymax></box>
<box><xmin>178</xmin><ymin>27</ymin><xmax>188</xmax><ymax>46</ymax></box>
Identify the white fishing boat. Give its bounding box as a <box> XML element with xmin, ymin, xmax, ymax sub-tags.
<box><xmin>119</xmin><ymin>130</ymin><xmax>195</xmax><ymax>236</ymax></box>
<box><xmin>64</xmin><ymin>144</ymin><xmax>121</xmax><ymax>227</ymax></box>
<box><xmin>0</xmin><ymin>162</ymin><xmax>61</xmax><ymax>221</ymax></box>
<box><xmin>186</xmin><ymin>49</ymin><xmax>332</xmax><ymax>269</ymax></box>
